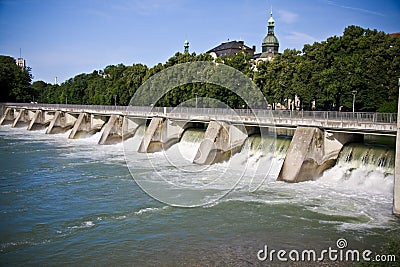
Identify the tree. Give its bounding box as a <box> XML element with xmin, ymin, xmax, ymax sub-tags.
<box><xmin>0</xmin><ymin>55</ymin><xmax>32</xmax><ymax>102</ymax></box>
<box><xmin>13</xmin><ymin>25</ymin><xmax>399</xmax><ymax>112</ymax></box>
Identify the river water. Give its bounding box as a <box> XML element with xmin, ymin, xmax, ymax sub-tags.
<box><xmin>0</xmin><ymin>125</ymin><xmax>399</xmax><ymax>266</ymax></box>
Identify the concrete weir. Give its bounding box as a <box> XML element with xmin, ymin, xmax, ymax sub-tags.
<box><xmin>0</xmin><ymin>108</ymin><xmax>15</xmax><ymax>125</ymax></box>
<box><xmin>68</xmin><ymin>113</ymin><xmax>106</xmax><ymax>139</ymax></box>
<box><xmin>138</xmin><ymin>117</ymin><xmax>194</xmax><ymax>153</ymax></box>
<box><xmin>193</xmin><ymin>121</ymin><xmax>247</xmax><ymax>165</ymax></box>
<box><xmin>99</xmin><ymin>115</ymin><xmax>144</xmax><ymax>145</ymax></box>
<box><xmin>27</xmin><ymin>110</ymin><xmax>49</xmax><ymax>130</ymax></box>
<box><xmin>12</xmin><ymin>109</ymin><xmax>31</xmax><ymax>127</ymax></box>
<box><xmin>278</xmin><ymin>126</ymin><xmax>361</xmax><ymax>182</ymax></box>
<box><xmin>46</xmin><ymin>111</ymin><xmax>77</xmax><ymax>134</ymax></box>
<box><xmin>0</xmin><ymin>102</ymin><xmax>399</xmax><ymax>215</ymax></box>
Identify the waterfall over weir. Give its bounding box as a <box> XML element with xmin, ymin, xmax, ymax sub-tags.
<box><xmin>150</xmin><ymin>128</ymin><xmax>394</xmax><ymax>210</ymax></box>
<box><xmin>174</xmin><ymin>129</ymin><xmax>395</xmax><ymax>175</ymax></box>
<box><xmin>337</xmin><ymin>143</ymin><xmax>395</xmax><ymax>174</ymax></box>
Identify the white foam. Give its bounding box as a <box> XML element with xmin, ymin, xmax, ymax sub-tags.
<box><xmin>317</xmin><ymin>164</ymin><xmax>393</xmax><ymax>196</ymax></box>
<box><xmin>69</xmin><ymin>221</ymin><xmax>95</xmax><ymax>229</ymax></box>
<box><xmin>134</xmin><ymin>207</ymin><xmax>160</xmax><ymax>215</ymax></box>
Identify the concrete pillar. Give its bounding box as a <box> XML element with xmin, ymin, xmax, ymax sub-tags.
<box><xmin>27</xmin><ymin>110</ymin><xmax>40</xmax><ymax>130</ymax></box>
<box><xmin>193</xmin><ymin>121</ymin><xmax>247</xmax><ymax>165</ymax></box>
<box><xmin>0</xmin><ymin>108</ymin><xmax>14</xmax><ymax>125</ymax></box>
<box><xmin>46</xmin><ymin>111</ymin><xmax>60</xmax><ymax>134</ymax></box>
<box><xmin>137</xmin><ymin>118</ymin><xmax>198</xmax><ymax>152</ymax></box>
<box><xmin>67</xmin><ymin>113</ymin><xmax>106</xmax><ymax>139</ymax></box>
<box><xmin>278</xmin><ymin>127</ymin><xmax>361</xmax><ymax>182</ymax></box>
<box><xmin>98</xmin><ymin>115</ymin><xmax>145</xmax><ymax>145</ymax></box>
<box><xmin>393</xmin><ymin>79</ymin><xmax>400</xmax><ymax>216</ymax></box>
<box><xmin>46</xmin><ymin>111</ymin><xmax>76</xmax><ymax>134</ymax></box>
<box><xmin>99</xmin><ymin>115</ymin><xmax>119</xmax><ymax>144</ymax></box>
<box><xmin>138</xmin><ymin>117</ymin><xmax>164</xmax><ymax>153</ymax></box>
<box><xmin>12</xmin><ymin>109</ymin><xmax>30</xmax><ymax>128</ymax></box>
<box><xmin>69</xmin><ymin>113</ymin><xmax>90</xmax><ymax>139</ymax></box>
<box><xmin>27</xmin><ymin>110</ymin><xmax>48</xmax><ymax>130</ymax></box>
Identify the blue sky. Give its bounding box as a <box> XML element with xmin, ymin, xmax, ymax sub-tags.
<box><xmin>1</xmin><ymin>0</ymin><xmax>399</xmax><ymax>83</ymax></box>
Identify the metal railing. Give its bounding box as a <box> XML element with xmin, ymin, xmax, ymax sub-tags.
<box><xmin>3</xmin><ymin>103</ymin><xmax>397</xmax><ymax>124</ymax></box>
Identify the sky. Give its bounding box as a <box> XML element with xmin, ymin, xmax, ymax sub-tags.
<box><xmin>1</xmin><ymin>0</ymin><xmax>399</xmax><ymax>84</ymax></box>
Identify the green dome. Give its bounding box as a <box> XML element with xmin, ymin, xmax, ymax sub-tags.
<box><xmin>263</xmin><ymin>35</ymin><xmax>279</xmax><ymax>45</ymax></box>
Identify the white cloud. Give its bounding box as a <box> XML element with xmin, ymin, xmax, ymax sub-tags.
<box><xmin>325</xmin><ymin>0</ymin><xmax>385</xmax><ymax>16</ymax></box>
<box><xmin>277</xmin><ymin>10</ymin><xmax>299</xmax><ymax>24</ymax></box>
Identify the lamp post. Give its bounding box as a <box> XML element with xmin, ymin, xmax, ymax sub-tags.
<box><xmin>195</xmin><ymin>93</ymin><xmax>198</xmax><ymax>109</ymax></box>
<box><xmin>352</xmin><ymin>90</ymin><xmax>357</xmax><ymax>113</ymax></box>
<box><xmin>114</xmin><ymin>95</ymin><xmax>117</xmax><ymax>107</ymax></box>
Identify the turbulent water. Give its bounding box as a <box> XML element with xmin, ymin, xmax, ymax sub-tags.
<box><xmin>0</xmin><ymin>125</ymin><xmax>399</xmax><ymax>266</ymax></box>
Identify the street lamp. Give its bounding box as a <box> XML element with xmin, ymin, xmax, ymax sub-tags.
<box><xmin>195</xmin><ymin>93</ymin><xmax>198</xmax><ymax>109</ymax></box>
<box><xmin>114</xmin><ymin>95</ymin><xmax>117</xmax><ymax>107</ymax></box>
<box><xmin>352</xmin><ymin>90</ymin><xmax>357</xmax><ymax>113</ymax></box>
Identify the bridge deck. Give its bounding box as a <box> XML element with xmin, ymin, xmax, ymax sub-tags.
<box><xmin>2</xmin><ymin>103</ymin><xmax>397</xmax><ymax>135</ymax></box>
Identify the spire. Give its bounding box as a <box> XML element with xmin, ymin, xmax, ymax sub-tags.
<box><xmin>261</xmin><ymin>6</ymin><xmax>279</xmax><ymax>59</ymax></box>
<box><xmin>268</xmin><ymin>8</ymin><xmax>275</xmax><ymax>26</ymax></box>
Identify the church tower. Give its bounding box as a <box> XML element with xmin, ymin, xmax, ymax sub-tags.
<box><xmin>261</xmin><ymin>9</ymin><xmax>279</xmax><ymax>60</ymax></box>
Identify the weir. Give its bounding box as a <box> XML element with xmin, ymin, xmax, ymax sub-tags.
<box><xmin>12</xmin><ymin>109</ymin><xmax>31</xmax><ymax>127</ymax></box>
<box><xmin>99</xmin><ymin>115</ymin><xmax>145</xmax><ymax>145</ymax></box>
<box><xmin>278</xmin><ymin>127</ymin><xmax>362</xmax><ymax>182</ymax></box>
<box><xmin>99</xmin><ymin>115</ymin><xmax>122</xmax><ymax>145</ymax></box>
<box><xmin>68</xmin><ymin>113</ymin><xmax>107</xmax><ymax>139</ymax></box>
<box><xmin>0</xmin><ymin>103</ymin><xmax>398</xmax><ymax>216</ymax></box>
<box><xmin>138</xmin><ymin>117</ymin><xmax>204</xmax><ymax>153</ymax></box>
<box><xmin>0</xmin><ymin>108</ymin><xmax>14</xmax><ymax>125</ymax></box>
<box><xmin>194</xmin><ymin>121</ymin><xmax>247</xmax><ymax>165</ymax></box>
<box><xmin>46</xmin><ymin>111</ymin><xmax>77</xmax><ymax>134</ymax></box>
<box><xmin>28</xmin><ymin>110</ymin><xmax>50</xmax><ymax>130</ymax></box>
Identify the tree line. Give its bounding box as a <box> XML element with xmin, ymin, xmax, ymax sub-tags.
<box><xmin>1</xmin><ymin>25</ymin><xmax>399</xmax><ymax>112</ymax></box>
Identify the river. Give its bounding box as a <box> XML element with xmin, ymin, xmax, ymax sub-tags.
<box><xmin>0</xmin><ymin>125</ymin><xmax>399</xmax><ymax>266</ymax></box>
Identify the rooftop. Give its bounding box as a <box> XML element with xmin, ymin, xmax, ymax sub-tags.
<box><xmin>207</xmin><ymin>40</ymin><xmax>253</xmax><ymax>53</ymax></box>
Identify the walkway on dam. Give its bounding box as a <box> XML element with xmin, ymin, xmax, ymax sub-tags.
<box><xmin>2</xmin><ymin>103</ymin><xmax>397</xmax><ymax>135</ymax></box>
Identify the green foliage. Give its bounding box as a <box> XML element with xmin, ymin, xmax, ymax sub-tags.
<box><xmin>0</xmin><ymin>55</ymin><xmax>32</xmax><ymax>102</ymax></box>
<box><xmin>378</xmin><ymin>101</ymin><xmax>398</xmax><ymax>113</ymax></box>
<box><xmin>255</xmin><ymin>26</ymin><xmax>400</xmax><ymax>111</ymax></box>
<box><xmin>1</xmin><ymin>25</ymin><xmax>399</xmax><ymax>112</ymax></box>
